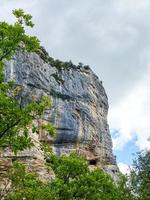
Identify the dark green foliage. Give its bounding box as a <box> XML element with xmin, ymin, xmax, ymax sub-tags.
<box><xmin>83</xmin><ymin>65</ymin><xmax>90</xmax><ymax>70</ymax></box>
<box><xmin>49</xmin><ymin>154</ymin><xmax>89</xmax><ymax>183</ymax></box>
<box><xmin>0</xmin><ymin>152</ymin><xmax>145</xmax><ymax>200</ymax></box>
<box><xmin>116</xmin><ymin>174</ymin><xmax>135</xmax><ymax>200</ymax></box>
<box><xmin>2</xmin><ymin>162</ymin><xmax>55</xmax><ymax>200</ymax></box>
<box><xmin>130</xmin><ymin>150</ymin><xmax>150</xmax><ymax>200</ymax></box>
<box><xmin>37</xmin><ymin>47</ymin><xmax>90</xmax><ymax>71</ymax></box>
<box><xmin>48</xmin><ymin>154</ymin><xmax>134</xmax><ymax>200</ymax></box>
<box><xmin>1</xmin><ymin>153</ymin><xmax>136</xmax><ymax>200</ymax></box>
<box><xmin>70</xmin><ymin>170</ymin><xmax>118</xmax><ymax>200</ymax></box>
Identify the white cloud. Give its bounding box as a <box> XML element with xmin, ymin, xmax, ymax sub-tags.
<box><xmin>1</xmin><ymin>0</ymin><xmax>150</xmax><ymax>104</ymax></box>
<box><xmin>109</xmin><ymin>61</ymin><xmax>150</xmax><ymax>150</ymax></box>
<box><xmin>118</xmin><ymin>162</ymin><xmax>130</xmax><ymax>175</ymax></box>
<box><xmin>1</xmin><ymin>0</ymin><xmax>150</xmax><ymax>153</ymax></box>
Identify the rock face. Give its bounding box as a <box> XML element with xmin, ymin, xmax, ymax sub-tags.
<box><xmin>1</xmin><ymin>48</ymin><xmax>118</xmax><ymax>182</ymax></box>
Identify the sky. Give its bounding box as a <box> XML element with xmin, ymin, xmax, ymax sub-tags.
<box><xmin>0</xmin><ymin>0</ymin><xmax>150</xmax><ymax>174</ymax></box>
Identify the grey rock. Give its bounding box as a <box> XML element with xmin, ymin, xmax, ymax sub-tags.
<box><xmin>2</xmin><ymin>48</ymin><xmax>118</xmax><ymax>180</ymax></box>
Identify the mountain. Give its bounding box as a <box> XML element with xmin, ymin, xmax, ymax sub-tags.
<box><xmin>0</xmin><ymin>47</ymin><xmax>118</xmax><ymax>183</ymax></box>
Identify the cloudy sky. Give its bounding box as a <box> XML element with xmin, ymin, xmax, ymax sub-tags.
<box><xmin>1</xmin><ymin>0</ymin><xmax>150</xmax><ymax>173</ymax></box>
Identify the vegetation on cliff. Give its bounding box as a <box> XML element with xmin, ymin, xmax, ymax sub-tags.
<box><xmin>1</xmin><ymin>151</ymin><xmax>149</xmax><ymax>200</ymax></box>
<box><xmin>37</xmin><ymin>46</ymin><xmax>90</xmax><ymax>71</ymax></box>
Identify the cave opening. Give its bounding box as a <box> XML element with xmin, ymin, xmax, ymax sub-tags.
<box><xmin>89</xmin><ymin>159</ymin><xmax>97</xmax><ymax>165</ymax></box>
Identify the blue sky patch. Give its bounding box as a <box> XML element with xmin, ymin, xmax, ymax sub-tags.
<box><xmin>114</xmin><ymin>136</ymin><xmax>139</xmax><ymax>165</ymax></box>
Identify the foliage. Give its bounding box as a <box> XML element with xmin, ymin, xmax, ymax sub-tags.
<box><xmin>5</xmin><ymin>151</ymin><xmax>150</xmax><ymax>200</ymax></box>
<box><xmin>41</xmin><ymin>123</ymin><xmax>57</xmax><ymax>137</ymax></box>
<box><xmin>0</xmin><ymin>9</ymin><xmax>56</xmax><ymax>153</ymax></box>
<box><xmin>1</xmin><ymin>153</ymin><xmax>137</xmax><ymax>200</ymax></box>
<box><xmin>2</xmin><ymin>162</ymin><xmax>55</xmax><ymax>200</ymax></box>
<box><xmin>49</xmin><ymin>153</ymin><xmax>89</xmax><ymax>183</ymax></box>
<box><xmin>48</xmin><ymin>154</ymin><xmax>135</xmax><ymax>200</ymax></box>
<box><xmin>0</xmin><ymin>9</ymin><xmax>39</xmax><ymax>62</ymax></box>
<box><xmin>37</xmin><ymin>47</ymin><xmax>90</xmax><ymax>71</ymax></box>
<box><xmin>130</xmin><ymin>150</ymin><xmax>150</xmax><ymax>200</ymax></box>
<box><xmin>116</xmin><ymin>174</ymin><xmax>135</xmax><ymax>200</ymax></box>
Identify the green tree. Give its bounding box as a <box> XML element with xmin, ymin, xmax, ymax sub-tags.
<box><xmin>130</xmin><ymin>150</ymin><xmax>150</xmax><ymax>200</ymax></box>
<box><xmin>2</xmin><ymin>153</ymin><xmax>137</xmax><ymax>200</ymax></box>
<box><xmin>1</xmin><ymin>162</ymin><xmax>55</xmax><ymax>200</ymax></box>
<box><xmin>116</xmin><ymin>174</ymin><xmax>136</xmax><ymax>200</ymax></box>
<box><xmin>0</xmin><ymin>9</ymin><xmax>56</xmax><ymax>153</ymax></box>
<box><xmin>48</xmin><ymin>154</ymin><xmax>134</xmax><ymax>200</ymax></box>
<box><xmin>0</xmin><ymin>9</ymin><xmax>39</xmax><ymax>62</ymax></box>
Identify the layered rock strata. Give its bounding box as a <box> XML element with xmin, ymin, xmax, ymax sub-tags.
<box><xmin>1</xmin><ymin>48</ymin><xmax>118</xmax><ymax>183</ymax></box>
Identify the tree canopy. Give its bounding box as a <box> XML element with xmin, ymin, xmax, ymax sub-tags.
<box><xmin>130</xmin><ymin>150</ymin><xmax>150</xmax><ymax>200</ymax></box>
<box><xmin>0</xmin><ymin>153</ymin><xmax>135</xmax><ymax>200</ymax></box>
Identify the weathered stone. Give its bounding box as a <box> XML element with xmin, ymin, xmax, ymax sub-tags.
<box><xmin>1</xmin><ymin>48</ymin><xmax>118</xmax><ymax>182</ymax></box>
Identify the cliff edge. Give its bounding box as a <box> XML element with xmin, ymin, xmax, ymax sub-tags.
<box><xmin>1</xmin><ymin>48</ymin><xmax>118</xmax><ymax>183</ymax></box>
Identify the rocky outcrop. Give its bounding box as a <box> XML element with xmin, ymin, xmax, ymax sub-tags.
<box><xmin>1</xmin><ymin>48</ymin><xmax>118</xmax><ymax>183</ymax></box>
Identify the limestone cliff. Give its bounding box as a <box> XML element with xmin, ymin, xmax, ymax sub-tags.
<box><xmin>1</xmin><ymin>48</ymin><xmax>118</xmax><ymax>183</ymax></box>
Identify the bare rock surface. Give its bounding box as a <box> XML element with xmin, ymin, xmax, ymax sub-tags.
<box><xmin>1</xmin><ymin>48</ymin><xmax>118</xmax><ymax>183</ymax></box>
